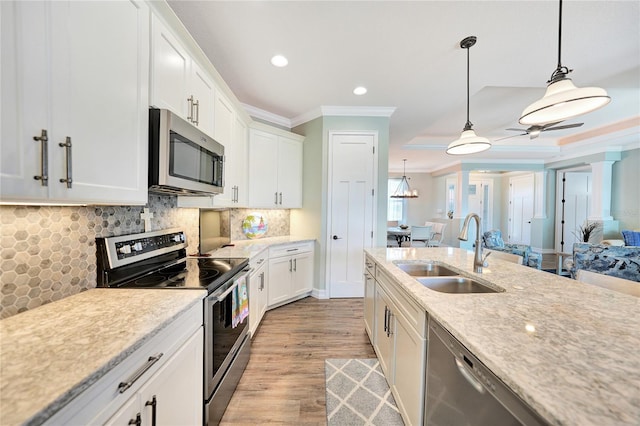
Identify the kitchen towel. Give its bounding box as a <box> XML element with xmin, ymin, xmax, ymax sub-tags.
<box><xmin>231</xmin><ymin>277</ymin><xmax>249</xmax><ymax>328</ymax></box>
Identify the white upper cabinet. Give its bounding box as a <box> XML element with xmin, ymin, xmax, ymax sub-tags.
<box><xmin>1</xmin><ymin>0</ymin><xmax>149</xmax><ymax>205</ymax></box>
<box><xmin>248</xmin><ymin>125</ymin><xmax>304</xmax><ymax>208</ymax></box>
<box><xmin>150</xmin><ymin>14</ymin><xmax>215</xmax><ymax>137</ymax></box>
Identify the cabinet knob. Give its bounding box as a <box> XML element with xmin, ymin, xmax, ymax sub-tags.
<box><xmin>333</xmin><ymin>235</ymin><xmax>341</xmax><ymax>240</ymax></box>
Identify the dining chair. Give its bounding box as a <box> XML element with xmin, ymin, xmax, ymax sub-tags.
<box><xmin>405</xmin><ymin>225</ymin><xmax>432</xmax><ymax>247</ymax></box>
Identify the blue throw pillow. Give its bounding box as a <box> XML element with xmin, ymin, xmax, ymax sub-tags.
<box><xmin>621</xmin><ymin>230</ymin><xmax>640</xmax><ymax>246</ymax></box>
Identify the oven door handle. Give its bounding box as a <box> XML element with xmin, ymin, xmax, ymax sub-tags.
<box><xmin>210</xmin><ymin>269</ymin><xmax>250</xmax><ymax>303</ymax></box>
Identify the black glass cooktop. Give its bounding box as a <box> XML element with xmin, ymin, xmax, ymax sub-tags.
<box><xmin>120</xmin><ymin>257</ymin><xmax>248</xmax><ymax>292</ymax></box>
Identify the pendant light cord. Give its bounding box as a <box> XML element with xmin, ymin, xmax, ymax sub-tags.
<box><xmin>463</xmin><ymin>42</ymin><xmax>473</xmax><ymax>131</ymax></box>
<box><xmin>549</xmin><ymin>0</ymin><xmax>571</xmax><ymax>84</ymax></box>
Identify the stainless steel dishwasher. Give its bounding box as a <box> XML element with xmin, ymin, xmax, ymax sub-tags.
<box><xmin>425</xmin><ymin>320</ymin><xmax>548</xmax><ymax>426</ymax></box>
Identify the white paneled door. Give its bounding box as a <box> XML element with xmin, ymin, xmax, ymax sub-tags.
<box><xmin>327</xmin><ymin>132</ymin><xmax>377</xmax><ymax>298</ymax></box>
<box><xmin>509</xmin><ymin>174</ymin><xmax>534</xmax><ymax>245</ymax></box>
<box><xmin>556</xmin><ymin>171</ymin><xmax>591</xmax><ymax>254</ymax></box>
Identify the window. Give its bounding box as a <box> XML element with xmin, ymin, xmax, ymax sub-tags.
<box><xmin>388</xmin><ymin>178</ymin><xmax>405</xmax><ymax>222</ymax></box>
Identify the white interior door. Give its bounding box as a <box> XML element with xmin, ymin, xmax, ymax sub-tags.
<box><xmin>468</xmin><ymin>180</ymin><xmax>492</xmax><ymax>234</ymax></box>
<box><xmin>556</xmin><ymin>171</ymin><xmax>591</xmax><ymax>253</ymax></box>
<box><xmin>509</xmin><ymin>174</ymin><xmax>534</xmax><ymax>245</ymax></box>
<box><xmin>328</xmin><ymin>132</ymin><xmax>376</xmax><ymax>298</ymax></box>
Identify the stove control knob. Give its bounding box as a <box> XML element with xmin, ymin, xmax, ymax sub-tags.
<box><xmin>173</xmin><ymin>234</ymin><xmax>184</xmax><ymax>243</ymax></box>
<box><xmin>132</xmin><ymin>242</ymin><xmax>143</xmax><ymax>251</ymax></box>
<box><xmin>118</xmin><ymin>245</ymin><xmax>132</xmax><ymax>254</ymax></box>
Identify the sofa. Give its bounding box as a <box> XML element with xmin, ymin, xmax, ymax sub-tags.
<box><xmin>482</xmin><ymin>229</ymin><xmax>542</xmax><ymax>269</ymax></box>
<box><xmin>565</xmin><ymin>243</ymin><xmax>640</xmax><ymax>282</ymax></box>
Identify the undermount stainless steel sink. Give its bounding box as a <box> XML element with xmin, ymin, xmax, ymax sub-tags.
<box><xmin>395</xmin><ymin>263</ymin><xmax>458</xmax><ymax>277</ymax></box>
<box><xmin>416</xmin><ymin>277</ymin><xmax>500</xmax><ymax>294</ymax></box>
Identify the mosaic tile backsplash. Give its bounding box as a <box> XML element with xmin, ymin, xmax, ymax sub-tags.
<box><xmin>0</xmin><ymin>200</ymin><xmax>291</xmax><ymax>319</ymax></box>
<box><xmin>0</xmin><ymin>195</ymin><xmax>199</xmax><ymax>319</ymax></box>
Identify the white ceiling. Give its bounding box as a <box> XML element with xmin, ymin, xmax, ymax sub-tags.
<box><xmin>167</xmin><ymin>0</ymin><xmax>640</xmax><ymax>173</ymax></box>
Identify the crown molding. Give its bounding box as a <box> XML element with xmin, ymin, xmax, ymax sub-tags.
<box><xmin>241</xmin><ymin>103</ymin><xmax>292</xmax><ymax>129</ymax></box>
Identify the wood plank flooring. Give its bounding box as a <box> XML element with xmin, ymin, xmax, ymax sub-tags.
<box><xmin>221</xmin><ymin>297</ymin><xmax>376</xmax><ymax>425</ymax></box>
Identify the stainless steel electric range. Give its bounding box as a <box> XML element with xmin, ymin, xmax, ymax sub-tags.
<box><xmin>96</xmin><ymin>228</ymin><xmax>250</xmax><ymax>426</ymax></box>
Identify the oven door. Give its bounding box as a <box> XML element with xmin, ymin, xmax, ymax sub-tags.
<box><xmin>204</xmin><ymin>268</ymin><xmax>250</xmax><ymax>399</ymax></box>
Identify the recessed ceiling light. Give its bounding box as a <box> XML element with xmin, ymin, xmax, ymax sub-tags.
<box><xmin>353</xmin><ymin>86</ymin><xmax>367</xmax><ymax>95</ymax></box>
<box><xmin>270</xmin><ymin>55</ymin><xmax>288</xmax><ymax>67</ymax></box>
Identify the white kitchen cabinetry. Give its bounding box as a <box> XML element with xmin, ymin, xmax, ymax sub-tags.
<box><xmin>248</xmin><ymin>125</ymin><xmax>304</xmax><ymax>208</ymax></box>
<box><xmin>364</xmin><ymin>255</ymin><xmax>376</xmax><ymax>342</ymax></box>
<box><xmin>371</xmin><ymin>268</ymin><xmax>426</xmax><ymax>426</ymax></box>
<box><xmin>105</xmin><ymin>329</ymin><xmax>203</xmax><ymax>426</ymax></box>
<box><xmin>249</xmin><ymin>251</ymin><xmax>269</xmax><ymax>337</ymax></box>
<box><xmin>45</xmin><ymin>301</ymin><xmax>203</xmax><ymax>426</ymax></box>
<box><xmin>151</xmin><ymin>14</ymin><xmax>215</xmax><ymax>137</ymax></box>
<box><xmin>1</xmin><ymin>0</ymin><xmax>149</xmax><ymax>205</ymax></box>
<box><xmin>268</xmin><ymin>242</ymin><xmax>314</xmax><ymax>307</ymax></box>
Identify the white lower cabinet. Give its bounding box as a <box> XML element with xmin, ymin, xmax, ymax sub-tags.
<box><xmin>249</xmin><ymin>252</ymin><xmax>269</xmax><ymax>337</ymax></box>
<box><xmin>105</xmin><ymin>328</ymin><xmax>203</xmax><ymax>426</ymax></box>
<box><xmin>44</xmin><ymin>302</ymin><xmax>203</xmax><ymax>426</ymax></box>
<box><xmin>268</xmin><ymin>242</ymin><xmax>314</xmax><ymax>307</ymax></box>
<box><xmin>370</xmin><ymin>265</ymin><xmax>426</xmax><ymax>426</ymax></box>
<box><xmin>364</xmin><ymin>256</ymin><xmax>376</xmax><ymax>342</ymax></box>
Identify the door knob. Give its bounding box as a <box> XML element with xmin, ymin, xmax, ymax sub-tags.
<box><xmin>333</xmin><ymin>235</ymin><xmax>341</xmax><ymax>240</ymax></box>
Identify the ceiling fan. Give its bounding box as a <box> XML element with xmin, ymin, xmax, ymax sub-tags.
<box><xmin>497</xmin><ymin>122</ymin><xmax>583</xmax><ymax>140</ymax></box>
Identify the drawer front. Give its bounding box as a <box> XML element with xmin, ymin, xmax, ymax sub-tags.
<box><xmin>269</xmin><ymin>241</ymin><xmax>313</xmax><ymax>259</ymax></box>
<box><xmin>250</xmin><ymin>248</ymin><xmax>268</xmax><ymax>270</ymax></box>
<box><xmin>377</xmin><ymin>269</ymin><xmax>426</xmax><ymax>336</ymax></box>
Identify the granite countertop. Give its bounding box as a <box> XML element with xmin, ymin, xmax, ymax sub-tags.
<box><xmin>365</xmin><ymin>247</ymin><xmax>640</xmax><ymax>426</ymax></box>
<box><xmin>208</xmin><ymin>235</ymin><xmax>315</xmax><ymax>259</ymax></box>
<box><xmin>0</xmin><ymin>288</ymin><xmax>205</xmax><ymax>425</ymax></box>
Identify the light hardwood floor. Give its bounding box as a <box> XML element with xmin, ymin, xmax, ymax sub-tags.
<box><xmin>221</xmin><ymin>297</ymin><xmax>376</xmax><ymax>425</ymax></box>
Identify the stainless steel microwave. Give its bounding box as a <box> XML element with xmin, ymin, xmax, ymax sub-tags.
<box><xmin>149</xmin><ymin>108</ymin><xmax>224</xmax><ymax>196</ymax></box>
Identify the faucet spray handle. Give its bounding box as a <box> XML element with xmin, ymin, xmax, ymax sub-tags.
<box><xmin>482</xmin><ymin>250</ymin><xmax>491</xmax><ymax>267</ymax></box>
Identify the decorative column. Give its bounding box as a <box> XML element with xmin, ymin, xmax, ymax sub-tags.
<box><xmin>588</xmin><ymin>160</ymin><xmax>619</xmax><ymax>240</ymax></box>
<box><xmin>533</xmin><ymin>171</ymin><xmax>547</xmax><ymax>219</ymax></box>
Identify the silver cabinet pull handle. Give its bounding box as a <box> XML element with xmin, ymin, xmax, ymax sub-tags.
<box><xmin>193</xmin><ymin>99</ymin><xmax>199</xmax><ymax>125</ymax></box>
<box><xmin>260</xmin><ymin>271</ymin><xmax>265</xmax><ymax>290</ymax></box>
<box><xmin>58</xmin><ymin>137</ymin><xmax>72</xmax><ymax>188</ymax></box>
<box><xmin>279</xmin><ymin>192</ymin><xmax>282</xmax><ymax>205</ymax></box>
<box><xmin>187</xmin><ymin>95</ymin><xmax>194</xmax><ymax>122</ymax></box>
<box><xmin>118</xmin><ymin>353</ymin><xmax>163</xmax><ymax>393</ymax></box>
<box><xmin>275</xmin><ymin>191</ymin><xmax>278</xmax><ymax>205</ymax></box>
<box><xmin>383</xmin><ymin>306</ymin><xmax>388</xmax><ymax>333</ymax></box>
<box><xmin>293</xmin><ymin>258</ymin><xmax>297</xmax><ymax>272</ymax></box>
<box><xmin>33</xmin><ymin>129</ymin><xmax>48</xmax><ymax>186</ymax></box>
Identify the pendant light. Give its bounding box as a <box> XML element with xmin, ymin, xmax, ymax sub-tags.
<box><xmin>391</xmin><ymin>159</ymin><xmax>418</xmax><ymax>198</ymax></box>
<box><xmin>519</xmin><ymin>0</ymin><xmax>610</xmax><ymax>125</ymax></box>
<box><xmin>447</xmin><ymin>36</ymin><xmax>491</xmax><ymax>155</ymax></box>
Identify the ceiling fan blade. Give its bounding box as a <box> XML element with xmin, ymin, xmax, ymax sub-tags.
<box><xmin>505</xmin><ymin>128</ymin><xmax>527</xmax><ymax>132</ymax></box>
<box><xmin>496</xmin><ymin>133</ymin><xmax>527</xmax><ymax>141</ymax></box>
<box><xmin>542</xmin><ymin>123</ymin><xmax>584</xmax><ymax>132</ymax></box>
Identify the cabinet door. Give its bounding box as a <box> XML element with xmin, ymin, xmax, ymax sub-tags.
<box><xmin>49</xmin><ymin>0</ymin><xmax>149</xmax><ymax>204</ymax></box>
<box><xmin>248</xmin><ymin>129</ymin><xmax>279</xmax><ymax>207</ymax></box>
<box><xmin>268</xmin><ymin>256</ymin><xmax>292</xmax><ymax>306</ymax></box>
<box><xmin>0</xmin><ymin>1</ymin><xmax>50</xmax><ymax>201</ymax></box>
<box><xmin>374</xmin><ymin>286</ymin><xmax>394</xmax><ymax>378</ymax></box>
<box><xmin>364</xmin><ymin>271</ymin><xmax>375</xmax><ymax>341</ymax></box>
<box><xmin>392</xmin><ymin>312</ymin><xmax>426</xmax><ymax>426</ymax></box>
<box><xmin>150</xmin><ymin>14</ymin><xmax>190</xmax><ymax>117</ymax></box>
<box><xmin>214</xmin><ymin>91</ymin><xmax>234</xmax><ymax>146</ymax></box>
<box><xmin>291</xmin><ymin>251</ymin><xmax>313</xmax><ymax>298</ymax></box>
<box><xmin>190</xmin><ymin>60</ymin><xmax>215</xmax><ymax>137</ymax></box>
<box><xmin>249</xmin><ymin>261</ymin><xmax>268</xmax><ymax>336</ymax></box>
<box><xmin>277</xmin><ymin>136</ymin><xmax>303</xmax><ymax>208</ymax></box>
<box><xmin>232</xmin><ymin>117</ymin><xmax>248</xmax><ymax>206</ymax></box>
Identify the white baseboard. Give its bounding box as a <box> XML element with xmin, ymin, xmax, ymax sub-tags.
<box><xmin>312</xmin><ymin>288</ymin><xmax>328</xmax><ymax>299</ymax></box>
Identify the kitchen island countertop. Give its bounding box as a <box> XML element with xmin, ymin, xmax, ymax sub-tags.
<box><xmin>0</xmin><ymin>288</ymin><xmax>205</xmax><ymax>425</ymax></box>
<box><xmin>365</xmin><ymin>247</ymin><xmax>640</xmax><ymax>426</ymax></box>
